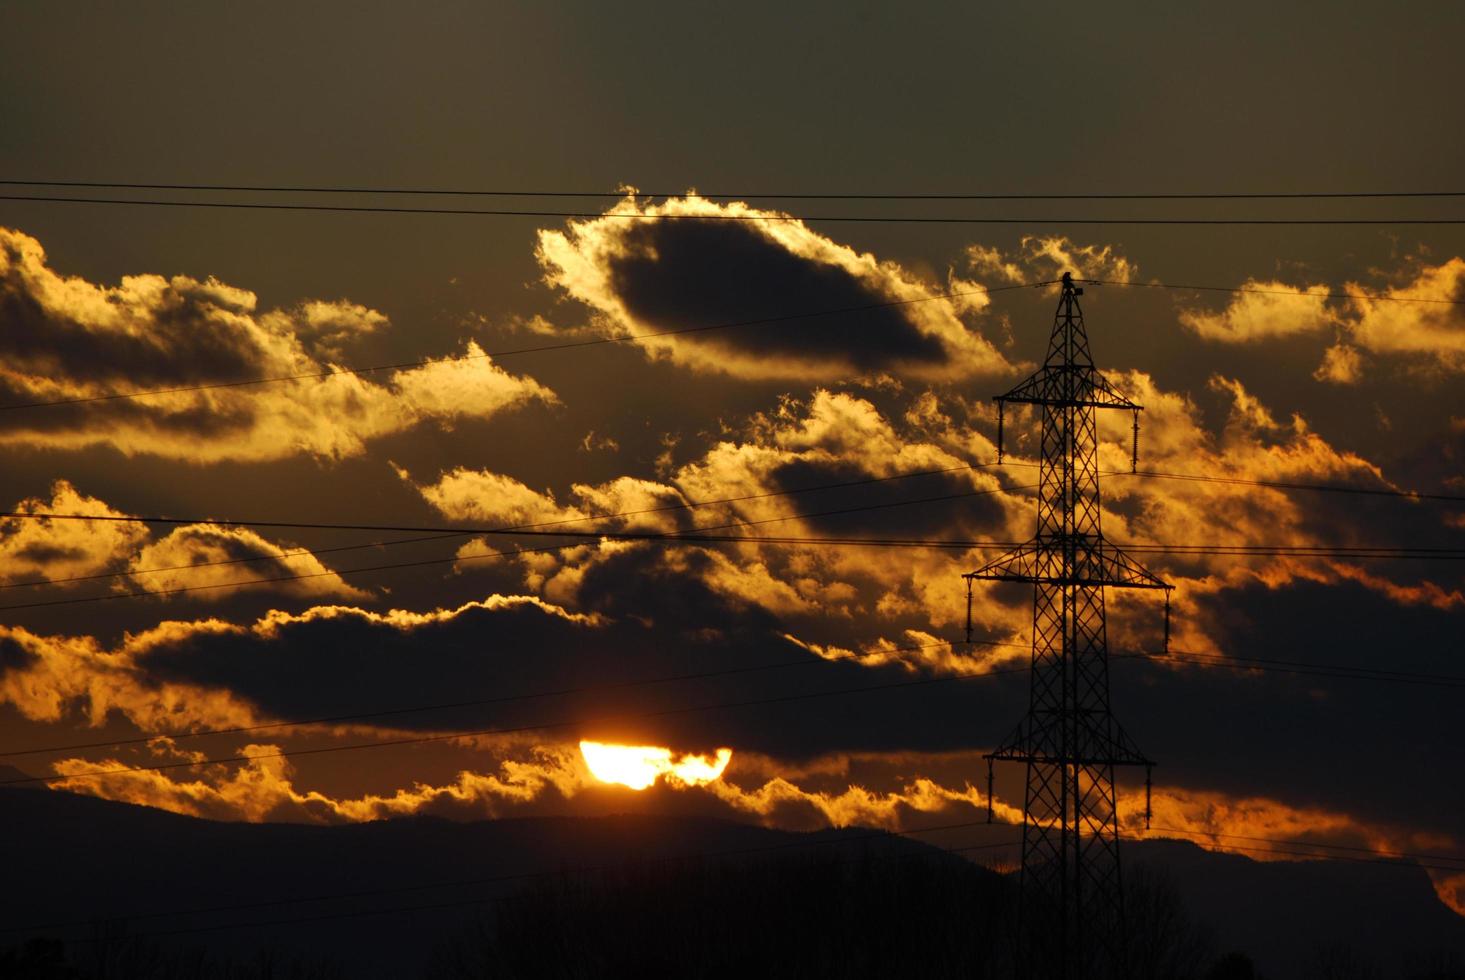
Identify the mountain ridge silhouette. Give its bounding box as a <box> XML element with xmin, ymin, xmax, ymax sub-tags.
<box><xmin>1</xmin><ymin>782</ymin><xmax>1460</xmax><ymax>977</ymax></box>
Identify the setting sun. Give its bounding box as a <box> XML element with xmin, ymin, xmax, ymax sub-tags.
<box><xmin>579</xmin><ymin>740</ymin><xmax>733</xmax><ymax>791</ymax></box>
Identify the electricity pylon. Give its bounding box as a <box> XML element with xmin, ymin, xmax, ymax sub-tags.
<box><xmin>964</xmin><ymin>272</ymin><xmax>1171</xmax><ymax>979</ymax></box>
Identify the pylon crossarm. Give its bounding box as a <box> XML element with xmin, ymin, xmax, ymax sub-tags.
<box><xmin>994</xmin><ymin>365</ymin><xmax>1141</xmax><ymax>412</ymax></box>
<box><xmin>963</xmin><ymin>541</ymin><xmax>1042</xmax><ymax>580</ymax></box>
<box><xmin>1081</xmin><ymin>366</ymin><xmax>1143</xmax><ymax>411</ymax></box>
<box><xmin>964</xmin><ymin>538</ymin><xmax>1169</xmax><ymax>590</ymax></box>
<box><xmin>984</xmin><ymin>753</ymin><xmax>1153</xmax><ymax>769</ymax></box>
<box><xmin>1095</xmin><ymin>716</ymin><xmax>1154</xmax><ymax>769</ymax></box>
<box><xmin>966</xmin><ymin>571</ymin><xmax>1168</xmax><ymax>590</ymax></box>
<box><xmin>985</xmin><ymin>716</ymin><xmax>1037</xmax><ymax>761</ymax></box>
<box><xmin>1088</xmin><ymin>541</ymin><xmax>1170</xmax><ymax>590</ymax></box>
<box><xmin>988</xmin><ymin>715</ymin><xmax>1152</xmax><ymax>768</ymax></box>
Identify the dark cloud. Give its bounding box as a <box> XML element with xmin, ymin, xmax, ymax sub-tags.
<box><xmin>11</xmin><ymin>542</ymin><xmax>89</xmax><ymax>564</ymax></box>
<box><xmin>603</xmin><ymin>217</ymin><xmax>947</xmax><ymax>369</ymax></box>
<box><xmin>0</xmin><ymin>266</ymin><xmax>261</xmax><ymax>387</ymax></box>
<box><xmin>768</xmin><ymin>459</ymin><xmax>1006</xmax><ymax>536</ymax></box>
<box><xmin>123</xmin><ymin>565</ymin><xmax>1028</xmax><ymax>761</ymax></box>
<box><xmin>1126</xmin><ymin>579</ymin><xmax>1465</xmax><ymax>833</ymax></box>
<box><xmin>0</xmin><ymin>635</ymin><xmax>38</xmax><ymax>674</ymax></box>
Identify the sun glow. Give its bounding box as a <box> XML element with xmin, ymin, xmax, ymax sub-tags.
<box><xmin>579</xmin><ymin>740</ymin><xmax>733</xmax><ymax>791</ymax></box>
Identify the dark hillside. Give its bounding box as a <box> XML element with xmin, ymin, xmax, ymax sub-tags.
<box><xmin>1</xmin><ymin>785</ymin><xmax>1461</xmax><ymax>979</ymax></box>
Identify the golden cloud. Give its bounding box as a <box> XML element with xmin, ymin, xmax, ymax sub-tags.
<box><xmin>535</xmin><ymin>195</ymin><xmax>1013</xmax><ymax>381</ymax></box>
<box><xmin>1177</xmin><ymin>280</ymin><xmax>1337</xmax><ymax>342</ymax></box>
<box><xmin>1174</xmin><ymin>256</ymin><xmax>1465</xmax><ymax>378</ymax></box>
<box><xmin>410</xmin><ymin>388</ymin><xmax>1032</xmax><ymax>654</ymax></box>
<box><xmin>270</xmin><ymin>298</ymin><xmax>387</xmax><ymax>359</ymax></box>
<box><xmin>0</xmin><ymin>480</ymin><xmax>365</xmax><ymax>601</ymax></box>
<box><xmin>785</xmin><ymin>629</ymin><xmax>1025</xmax><ymax>677</ymax></box>
<box><xmin>127</xmin><ymin>523</ymin><xmax>369</xmax><ymax>601</ymax></box>
<box><xmin>50</xmin><ymin>739</ymin><xmax>593</xmax><ymax>823</ymax></box>
<box><xmin>1313</xmin><ymin>342</ymin><xmax>1364</xmax><ymax>384</ymax></box>
<box><xmin>397</xmin><ymin>375</ymin><xmax>1454</xmax><ymax>677</ymax></box>
<box><xmin>0</xmin><ymin>481</ymin><xmax>149</xmax><ymax>586</ymax></box>
<box><xmin>0</xmin><ymin>619</ymin><xmax>256</xmax><ymax>732</ymax></box>
<box><xmin>965</xmin><ymin>235</ymin><xmax>1139</xmax><ymax>286</ymax></box>
<box><xmin>0</xmin><ymin>227</ymin><xmax>555</xmax><ymax>461</ymax></box>
<box><xmin>403</xmin><ymin>465</ymin><xmax>589</xmax><ymax>527</ymax></box>
<box><xmin>1344</xmin><ymin>256</ymin><xmax>1465</xmax><ymax>371</ymax></box>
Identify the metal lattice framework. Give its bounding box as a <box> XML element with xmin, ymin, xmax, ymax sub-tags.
<box><xmin>965</xmin><ymin>273</ymin><xmax>1170</xmax><ymax>979</ymax></box>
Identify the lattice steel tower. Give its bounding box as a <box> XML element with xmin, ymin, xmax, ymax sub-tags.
<box><xmin>964</xmin><ymin>273</ymin><xmax>1171</xmax><ymax>979</ymax></box>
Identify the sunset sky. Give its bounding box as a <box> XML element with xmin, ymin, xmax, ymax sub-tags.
<box><xmin>1</xmin><ymin>2</ymin><xmax>1462</xmax><ymax>917</ymax></box>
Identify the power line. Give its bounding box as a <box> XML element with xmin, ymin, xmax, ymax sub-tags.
<box><xmin>1148</xmin><ymin>649</ymin><xmax>1465</xmax><ymax>688</ymax></box>
<box><xmin>0</xmin><ymin>452</ymin><xmax>1452</xmax><ymax>611</ymax></box>
<box><xmin>1145</xmin><ymin>826</ymin><xmax>1465</xmax><ymax>868</ymax></box>
<box><xmin>1088</xmin><ymin>278</ymin><xmax>1463</xmax><ymax>306</ymax></box>
<box><xmin>11</xmin><ymin>523</ymin><xmax>1458</xmax><ymax>598</ymax></box>
<box><xmin>21</xmin><ymin>528</ymin><xmax>1465</xmax><ymax>594</ymax></box>
<box><xmin>0</xmin><ymin>462</ymin><xmax>1000</xmax><ymax>592</ymax></box>
<box><xmin>0</xmin><ymin>471</ymin><xmax>1454</xmax><ymax>737</ymax></box>
<box><xmin>6</xmin><ymin>179</ymin><xmax>1465</xmax><ymax>200</ymax></box>
<box><xmin>0</xmin><ymin>452</ymin><xmax>1455</xmax><ymax>611</ymax></box>
<box><xmin>609</xmin><ymin>536</ymin><xmax>1465</xmax><ymax>559</ymax></box>
<box><xmin>998</xmin><ymin>460</ymin><xmax>1465</xmax><ymax>505</ymax></box>
<box><xmin>0</xmin><ymin>530</ymin><xmax>469</xmax><ymax>592</ymax></box>
<box><xmin>3</xmin><ymin>193</ymin><xmax>1465</xmax><ymax>224</ymax></box>
<box><xmin>1107</xmin><ymin>468</ymin><xmax>1465</xmax><ymax>504</ymax></box>
<box><xmin>0</xmin><ymin>481</ymin><xmax>1040</xmax><ymax>611</ymax></box>
<box><xmin>1</xmin><ymin>521</ymin><xmax>1458</xmax><ymax>613</ymax></box>
<box><xmin>0</xmin><ymin>537</ymin><xmax>560</xmax><ymax>611</ymax></box>
<box><xmin>4</xmin><ymin>460</ymin><xmax>1460</xmax><ymax>547</ymax></box>
<box><xmin>0</xmin><ymin>469</ymin><xmax>1458</xmax><ymax>611</ymax></box>
<box><xmin>2</xmin><ymin>501</ymin><xmax>1456</xmax><ymax>562</ymax></box>
<box><xmin>1131</xmin><ymin>830</ymin><xmax>1465</xmax><ymax>874</ymax></box>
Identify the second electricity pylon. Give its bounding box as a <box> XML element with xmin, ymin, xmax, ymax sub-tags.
<box><xmin>964</xmin><ymin>273</ymin><xmax>1171</xmax><ymax>979</ymax></box>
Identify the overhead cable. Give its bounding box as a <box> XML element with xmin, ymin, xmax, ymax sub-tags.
<box><xmin>2</xmin><ymin>193</ymin><xmax>1463</xmax><ymax>224</ymax></box>
<box><xmin>6</xmin><ymin>178</ymin><xmax>1465</xmax><ymax>200</ymax></box>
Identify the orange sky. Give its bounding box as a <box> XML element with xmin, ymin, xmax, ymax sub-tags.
<box><xmin>1</xmin><ymin>0</ymin><xmax>1463</xmax><ymax>924</ymax></box>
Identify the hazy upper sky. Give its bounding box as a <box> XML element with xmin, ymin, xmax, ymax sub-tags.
<box><xmin>1</xmin><ymin>0</ymin><xmax>1463</xmax><ymax>913</ymax></box>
